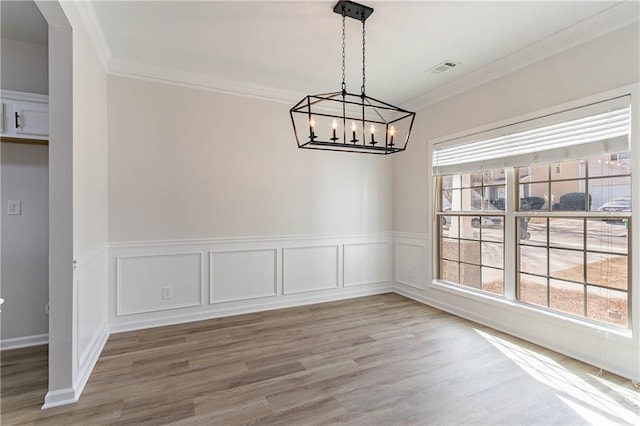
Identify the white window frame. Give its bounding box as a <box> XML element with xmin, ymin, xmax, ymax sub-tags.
<box><xmin>428</xmin><ymin>84</ymin><xmax>639</xmax><ymax>340</ymax></box>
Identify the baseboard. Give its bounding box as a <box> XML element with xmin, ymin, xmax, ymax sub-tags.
<box><xmin>41</xmin><ymin>323</ymin><xmax>110</xmax><ymax>410</ymax></box>
<box><xmin>393</xmin><ymin>286</ymin><xmax>639</xmax><ymax>382</ymax></box>
<box><xmin>73</xmin><ymin>323</ymin><xmax>110</xmax><ymax>399</ymax></box>
<box><xmin>0</xmin><ymin>333</ymin><xmax>48</xmax><ymax>351</ymax></box>
<box><xmin>110</xmin><ymin>284</ymin><xmax>392</xmax><ymax>333</ymax></box>
<box><xmin>42</xmin><ymin>388</ymin><xmax>77</xmax><ymax>410</ymax></box>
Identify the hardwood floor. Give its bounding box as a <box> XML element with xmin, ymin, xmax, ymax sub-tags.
<box><xmin>2</xmin><ymin>293</ymin><xmax>639</xmax><ymax>425</ymax></box>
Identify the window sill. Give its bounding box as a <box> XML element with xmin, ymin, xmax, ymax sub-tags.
<box><xmin>429</xmin><ymin>279</ymin><xmax>633</xmax><ymax>340</ymax></box>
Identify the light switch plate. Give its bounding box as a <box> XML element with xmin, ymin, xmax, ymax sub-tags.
<box><xmin>7</xmin><ymin>200</ymin><xmax>21</xmax><ymax>215</ymax></box>
<box><xmin>162</xmin><ymin>286</ymin><xmax>173</xmax><ymax>300</ymax></box>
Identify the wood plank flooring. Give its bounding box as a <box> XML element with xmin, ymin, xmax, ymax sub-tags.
<box><xmin>2</xmin><ymin>293</ymin><xmax>639</xmax><ymax>425</ymax></box>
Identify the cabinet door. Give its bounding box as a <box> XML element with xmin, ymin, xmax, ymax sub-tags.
<box><xmin>15</xmin><ymin>102</ymin><xmax>48</xmax><ymax>137</ymax></box>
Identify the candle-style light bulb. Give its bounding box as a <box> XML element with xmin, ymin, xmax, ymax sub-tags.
<box><xmin>370</xmin><ymin>124</ymin><xmax>376</xmax><ymax>145</ymax></box>
<box><xmin>309</xmin><ymin>118</ymin><xmax>316</xmax><ymax>140</ymax></box>
<box><xmin>389</xmin><ymin>125</ymin><xmax>396</xmax><ymax>146</ymax></box>
<box><xmin>331</xmin><ymin>119</ymin><xmax>338</xmax><ymax>141</ymax></box>
<box><xmin>351</xmin><ymin>121</ymin><xmax>357</xmax><ymax>142</ymax></box>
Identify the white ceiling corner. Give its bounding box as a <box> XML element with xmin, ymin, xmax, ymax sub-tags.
<box><xmin>84</xmin><ymin>1</ymin><xmax>638</xmax><ymax>109</ymax></box>
<box><xmin>402</xmin><ymin>0</ymin><xmax>640</xmax><ymax>111</ymax></box>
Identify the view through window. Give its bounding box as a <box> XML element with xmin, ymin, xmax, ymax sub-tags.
<box><xmin>433</xmin><ymin>96</ymin><xmax>632</xmax><ymax>329</ymax></box>
<box><xmin>437</xmin><ymin>153</ymin><xmax>631</xmax><ymax>328</ymax></box>
<box><xmin>517</xmin><ymin>154</ymin><xmax>630</xmax><ymax>327</ymax></box>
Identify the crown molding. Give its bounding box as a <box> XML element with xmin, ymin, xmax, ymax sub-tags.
<box><xmin>108</xmin><ymin>58</ymin><xmax>303</xmax><ymax>104</ymax></box>
<box><xmin>75</xmin><ymin>0</ymin><xmax>638</xmax><ymax>108</ymax></box>
<box><xmin>401</xmin><ymin>1</ymin><xmax>640</xmax><ymax>112</ymax></box>
<box><xmin>72</xmin><ymin>0</ymin><xmax>112</xmax><ymax>72</ymax></box>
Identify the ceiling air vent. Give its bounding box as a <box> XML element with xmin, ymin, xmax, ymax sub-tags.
<box><xmin>427</xmin><ymin>60</ymin><xmax>460</xmax><ymax>74</ymax></box>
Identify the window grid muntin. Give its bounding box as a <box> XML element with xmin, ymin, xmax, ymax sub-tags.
<box><xmin>438</xmin><ymin>167</ymin><xmax>506</xmax><ymax>293</ymax></box>
<box><xmin>436</xmin><ymin>153</ymin><xmax>631</xmax><ymax>329</ymax></box>
<box><xmin>514</xmin><ymin>153</ymin><xmax>632</xmax><ymax>328</ymax></box>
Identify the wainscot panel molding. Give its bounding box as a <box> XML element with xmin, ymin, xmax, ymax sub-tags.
<box><xmin>343</xmin><ymin>242</ymin><xmax>392</xmax><ymax>287</ymax></box>
<box><xmin>108</xmin><ymin>234</ymin><xmax>393</xmax><ymax>333</ymax></box>
<box><xmin>209</xmin><ymin>249</ymin><xmax>277</xmax><ymax>303</ymax></box>
<box><xmin>394</xmin><ymin>233</ymin><xmax>428</xmax><ymax>290</ymax></box>
<box><xmin>116</xmin><ymin>252</ymin><xmax>204</xmax><ymax>316</ymax></box>
<box><xmin>283</xmin><ymin>245</ymin><xmax>339</xmax><ymax>295</ymax></box>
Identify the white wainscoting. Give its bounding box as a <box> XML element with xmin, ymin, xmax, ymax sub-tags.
<box><xmin>116</xmin><ymin>252</ymin><xmax>203</xmax><ymax>315</ymax></box>
<box><xmin>210</xmin><ymin>249</ymin><xmax>277</xmax><ymax>303</ymax></box>
<box><xmin>343</xmin><ymin>242</ymin><xmax>392</xmax><ymax>287</ymax></box>
<box><xmin>109</xmin><ymin>234</ymin><xmax>393</xmax><ymax>332</ymax></box>
<box><xmin>75</xmin><ymin>249</ymin><xmax>107</xmax><ymax>368</ymax></box>
<box><xmin>283</xmin><ymin>245</ymin><xmax>339</xmax><ymax>294</ymax></box>
<box><xmin>69</xmin><ymin>248</ymin><xmax>110</xmax><ymax>407</ymax></box>
<box><xmin>394</xmin><ymin>233</ymin><xmax>428</xmax><ymax>290</ymax></box>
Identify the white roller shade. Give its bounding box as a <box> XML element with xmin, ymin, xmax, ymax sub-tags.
<box><xmin>433</xmin><ymin>96</ymin><xmax>631</xmax><ymax>175</ymax></box>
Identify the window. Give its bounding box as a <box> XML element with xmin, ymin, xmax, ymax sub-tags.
<box><xmin>440</xmin><ymin>170</ymin><xmax>505</xmax><ymax>295</ymax></box>
<box><xmin>433</xmin><ymin>96</ymin><xmax>632</xmax><ymax>328</ymax></box>
<box><xmin>517</xmin><ymin>154</ymin><xmax>630</xmax><ymax>327</ymax></box>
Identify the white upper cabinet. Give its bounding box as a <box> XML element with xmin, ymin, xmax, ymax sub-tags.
<box><xmin>1</xmin><ymin>90</ymin><xmax>49</xmax><ymax>141</ymax></box>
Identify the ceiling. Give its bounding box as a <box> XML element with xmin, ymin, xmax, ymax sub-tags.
<box><xmin>2</xmin><ymin>1</ymin><xmax>638</xmax><ymax>108</ymax></box>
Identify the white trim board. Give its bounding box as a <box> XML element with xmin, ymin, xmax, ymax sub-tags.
<box><xmin>71</xmin><ymin>0</ymin><xmax>111</xmax><ymax>71</ymax></box>
<box><xmin>0</xmin><ymin>333</ymin><xmax>48</xmax><ymax>351</ymax></box>
<box><xmin>110</xmin><ymin>283</ymin><xmax>392</xmax><ymax>334</ymax></box>
<box><xmin>42</xmin><ymin>388</ymin><xmax>77</xmax><ymax>410</ymax></box>
<box><xmin>109</xmin><ymin>232</ymin><xmax>393</xmax><ymax>248</ymax></box>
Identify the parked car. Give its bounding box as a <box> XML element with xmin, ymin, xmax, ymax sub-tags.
<box><xmin>597</xmin><ymin>196</ymin><xmax>631</xmax><ymax>212</ymax></box>
<box><xmin>470</xmin><ymin>216</ymin><xmax>501</xmax><ymax>228</ymax></box>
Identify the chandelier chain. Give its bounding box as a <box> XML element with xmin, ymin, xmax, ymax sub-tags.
<box><xmin>361</xmin><ymin>17</ymin><xmax>366</xmax><ymax>95</ymax></box>
<box><xmin>341</xmin><ymin>11</ymin><xmax>346</xmax><ymax>93</ymax></box>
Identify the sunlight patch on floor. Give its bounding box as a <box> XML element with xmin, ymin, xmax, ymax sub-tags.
<box><xmin>474</xmin><ymin>328</ymin><xmax>640</xmax><ymax>425</ymax></box>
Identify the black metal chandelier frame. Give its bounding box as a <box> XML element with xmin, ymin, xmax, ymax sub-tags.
<box><xmin>290</xmin><ymin>0</ymin><xmax>416</xmax><ymax>155</ymax></box>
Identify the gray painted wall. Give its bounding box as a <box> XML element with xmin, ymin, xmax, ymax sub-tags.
<box><xmin>1</xmin><ymin>15</ymin><xmax>49</xmax><ymax>342</ymax></box>
<box><xmin>1</xmin><ymin>143</ymin><xmax>49</xmax><ymax>340</ymax></box>
<box><xmin>1</xmin><ymin>38</ymin><xmax>48</xmax><ymax>95</ymax></box>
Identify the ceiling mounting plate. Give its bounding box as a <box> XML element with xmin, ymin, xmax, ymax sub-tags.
<box><xmin>333</xmin><ymin>0</ymin><xmax>374</xmax><ymax>22</ymax></box>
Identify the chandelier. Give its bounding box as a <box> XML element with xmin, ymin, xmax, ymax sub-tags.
<box><xmin>290</xmin><ymin>0</ymin><xmax>415</xmax><ymax>155</ymax></box>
